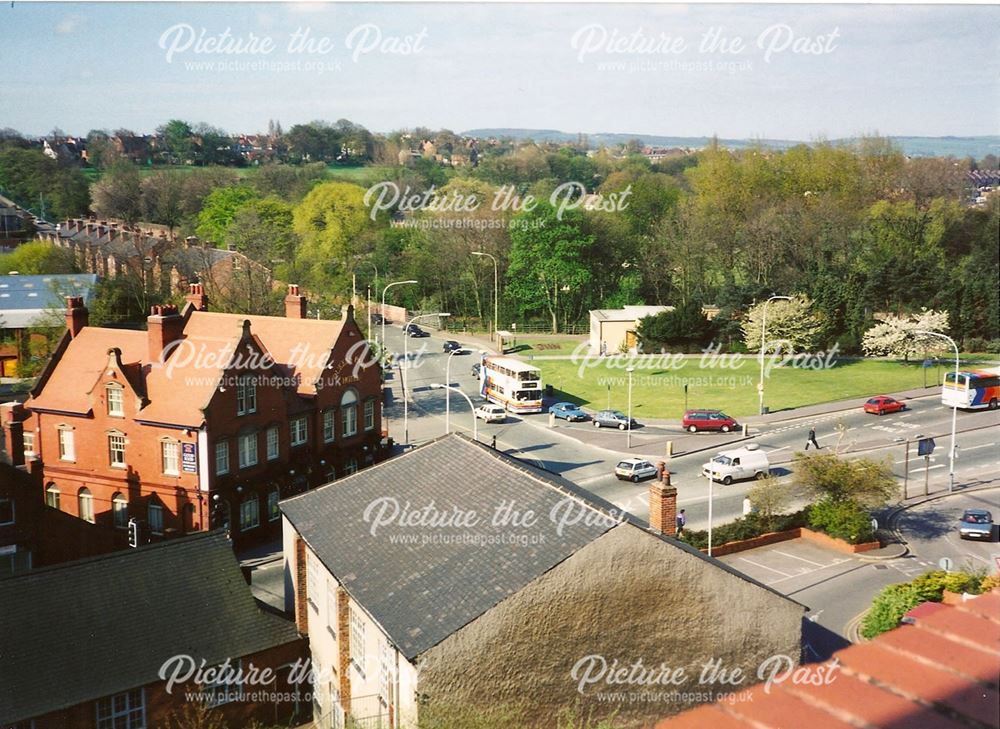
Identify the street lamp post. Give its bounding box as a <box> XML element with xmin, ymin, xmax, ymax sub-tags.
<box><xmin>403</xmin><ymin>312</ymin><xmax>450</xmax><ymax>446</ymax></box>
<box><xmin>431</xmin><ymin>383</ymin><xmax>478</xmax><ymax>442</ymax></box>
<box><xmin>707</xmin><ymin>472</ymin><xmax>714</xmax><ymax>557</ymax></box>
<box><xmin>626</xmin><ymin>366</ymin><xmax>635</xmax><ymax>449</ymax></box>
<box><xmin>916</xmin><ymin>330</ymin><xmax>959</xmax><ymax>493</ymax></box>
<box><xmin>381</xmin><ymin>280</ymin><xmax>417</xmax><ymax>351</ymax></box>
<box><xmin>471</xmin><ymin>251</ymin><xmax>498</xmax><ymax>342</ymax></box>
<box><xmin>759</xmin><ymin>295</ymin><xmax>791</xmax><ymax>415</ymax></box>
<box><xmin>444</xmin><ymin>348</ymin><xmax>461</xmax><ymax>434</ymax></box>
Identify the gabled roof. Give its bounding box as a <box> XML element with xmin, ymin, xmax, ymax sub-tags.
<box><xmin>654</xmin><ymin>590</ymin><xmax>1000</xmax><ymax>729</ymax></box>
<box><xmin>0</xmin><ymin>273</ymin><xmax>98</xmax><ymax>329</ymax></box>
<box><xmin>281</xmin><ymin>434</ymin><xmax>798</xmax><ymax>661</ymax></box>
<box><xmin>28</xmin><ymin>307</ymin><xmax>351</xmax><ymax>426</ymax></box>
<box><xmin>590</xmin><ymin>305</ymin><xmax>672</xmax><ymax>322</ymax></box>
<box><xmin>0</xmin><ymin>531</ymin><xmax>300</xmax><ymax>725</ymax></box>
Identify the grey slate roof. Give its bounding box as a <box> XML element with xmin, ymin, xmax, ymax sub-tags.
<box><xmin>0</xmin><ymin>273</ymin><xmax>98</xmax><ymax>329</ymax></box>
<box><xmin>281</xmin><ymin>434</ymin><xmax>631</xmax><ymax>660</ymax></box>
<box><xmin>0</xmin><ymin>531</ymin><xmax>300</xmax><ymax>725</ymax></box>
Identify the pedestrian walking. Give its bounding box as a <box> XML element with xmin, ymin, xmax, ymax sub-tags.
<box><xmin>805</xmin><ymin>427</ymin><xmax>820</xmax><ymax>450</ymax></box>
<box><xmin>676</xmin><ymin>509</ymin><xmax>686</xmax><ymax>536</ymax></box>
<box><xmin>491</xmin><ymin>435</ymin><xmax>497</xmax><ymax>450</ymax></box>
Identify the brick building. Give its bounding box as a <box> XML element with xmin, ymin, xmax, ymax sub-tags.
<box><xmin>0</xmin><ymin>531</ymin><xmax>308</xmax><ymax>728</ymax></box>
<box><xmin>12</xmin><ymin>283</ymin><xmax>384</xmax><ymax>548</ymax></box>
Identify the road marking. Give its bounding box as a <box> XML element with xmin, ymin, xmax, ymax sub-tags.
<box><xmin>772</xmin><ymin>550</ymin><xmax>834</xmax><ymax>568</ymax></box>
<box><xmin>766</xmin><ymin>559</ymin><xmax>853</xmax><ymax>585</ymax></box>
<box><xmin>736</xmin><ymin>557</ymin><xmax>795</xmax><ymax>578</ymax></box>
<box><xmin>960</xmin><ymin>442</ymin><xmax>997</xmax><ymax>452</ymax></box>
<box><xmin>911</xmin><ymin>464</ymin><xmax>945</xmax><ymax>474</ymax></box>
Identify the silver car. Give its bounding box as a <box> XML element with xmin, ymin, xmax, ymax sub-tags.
<box><xmin>958</xmin><ymin>509</ymin><xmax>994</xmax><ymax>540</ymax></box>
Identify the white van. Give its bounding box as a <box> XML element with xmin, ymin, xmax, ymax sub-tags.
<box><xmin>701</xmin><ymin>444</ymin><xmax>770</xmax><ymax>485</ymax></box>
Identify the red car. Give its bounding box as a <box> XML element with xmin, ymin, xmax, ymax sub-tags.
<box><xmin>864</xmin><ymin>396</ymin><xmax>906</xmax><ymax>416</ymax></box>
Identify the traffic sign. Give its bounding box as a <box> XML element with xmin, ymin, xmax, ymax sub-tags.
<box><xmin>917</xmin><ymin>438</ymin><xmax>936</xmax><ymax>457</ymax></box>
<box><xmin>938</xmin><ymin>557</ymin><xmax>953</xmax><ymax>572</ymax></box>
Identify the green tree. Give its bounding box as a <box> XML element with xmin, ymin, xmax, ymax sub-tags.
<box><xmin>291</xmin><ymin>181</ymin><xmax>369</xmax><ymax>286</ymax></box>
<box><xmin>637</xmin><ymin>302</ymin><xmax>712</xmax><ymax>352</ymax></box>
<box><xmin>792</xmin><ymin>452</ymin><xmax>898</xmax><ymax>508</ymax></box>
<box><xmin>157</xmin><ymin>119</ymin><xmax>195</xmax><ymax>164</ymax></box>
<box><xmin>0</xmin><ymin>240</ymin><xmax>77</xmax><ymax>275</ymax></box>
<box><xmin>0</xmin><ymin>147</ymin><xmax>89</xmax><ymax>219</ymax></box>
<box><xmin>91</xmin><ymin>159</ymin><xmax>143</xmax><ymax>224</ymax></box>
<box><xmin>506</xmin><ymin>202</ymin><xmax>593</xmax><ymax>333</ymax></box>
<box><xmin>195</xmin><ymin>186</ymin><xmax>261</xmax><ymax>244</ymax></box>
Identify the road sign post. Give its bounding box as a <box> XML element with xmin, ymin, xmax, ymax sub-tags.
<box><xmin>903</xmin><ymin>440</ymin><xmax>911</xmax><ymax>499</ymax></box>
<box><xmin>924</xmin><ymin>455</ymin><xmax>930</xmax><ymax>496</ymax></box>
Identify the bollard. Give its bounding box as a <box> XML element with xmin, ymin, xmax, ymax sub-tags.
<box><xmin>665</xmin><ymin>440</ymin><xmax>673</xmax><ymax>458</ymax></box>
<box><xmin>742</xmin><ymin>423</ymin><xmax>749</xmax><ymax>437</ymax></box>
<box><xmin>548</xmin><ymin>412</ymin><xmax>556</xmax><ymax>428</ymax></box>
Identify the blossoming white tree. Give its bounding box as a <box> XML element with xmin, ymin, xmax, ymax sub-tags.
<box><xmin>741</xmin><ymin>294</ymin><xmax>823</xmax><ymax>352</ymax></box>
<box><xmin>862</xmin><ymin>309</ymin><xmax>950</xmax><ymax>359</ymax></box>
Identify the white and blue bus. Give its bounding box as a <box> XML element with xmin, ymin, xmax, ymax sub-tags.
<box><xmin>942</xmin><ymin>367</ymin><xmax>1000</xmax><ymax>410</ymax></box>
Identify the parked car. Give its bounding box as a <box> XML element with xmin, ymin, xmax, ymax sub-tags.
<box><xmin>682</xmin><ymin>409</ymin><xmax>739</xmax><ymax>433</ymax></box>
<box><xmin>701</xmin><ymin>444</ymin><xmax>770</xmax><ymax>485</ymax></box>
<box><xmin>406</xmin><ymin>327</ymin><xmax>430</xmax><ymax>338</ymax></box>
<box><xmin>863</xmin><ymin>395</ymin><xmax>906</xmax><ymax>416</ymax></box>
<box><xmin>614</xmin><ymin>458</ymin><xmax>658</xmax><ymax>482</ymax></box>
<box><xmin>593</xmin><ymin>410</ymin><xmax>636</xmax><ymax>430</ymax></box>
<box><xmin>471</xmin><ymin>363</ymin><xmax>481</xmax><ymax>379</ymax></box>
<box><xmin>549</xmin><ymin>402</ymin><xmax>589</xmax><ymax>421</ymax></box>
<box><xmin>958</xmin><ymin>509</ymin><xmax>994</xmax><ymax>540</ymax></box>
<box><xmin>443</xmin><ymin>340</ymin><xmax>463</xmax><ymax>353</ymax></box>
<box><xmin>372</xmin><ymin>313</ymin><xmax>387</xmax><ymax>325</ymax></box>
<box><xmin>475</xmin><ymin>403</ymin><xmax>506</xmax><ymax>423</ymax></box>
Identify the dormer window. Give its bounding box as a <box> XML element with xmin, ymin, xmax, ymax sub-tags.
<box><xmin>106</xmin><ymin>384</ymin><xmax>124</xmax><ymax>417</ymax></box>
<box><xmin>236</xmin><ymin>375</ymin><xmax>256</xmax><ymax>416</ymax></box>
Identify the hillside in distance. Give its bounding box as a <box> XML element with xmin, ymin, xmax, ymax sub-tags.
<box><xmin>462</xmin><ymin>128</ymin><xmax>1000</xmax><ymax>159</ymax></box>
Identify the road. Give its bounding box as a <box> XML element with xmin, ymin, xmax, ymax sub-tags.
<box><xmin>383</xmin><ymin>327</ymin><xmax>1000</xmax><ymax>533</ymax></box>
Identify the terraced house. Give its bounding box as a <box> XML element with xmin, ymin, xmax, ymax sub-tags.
<box><xmin>12</xmin><ymin>283</ymin><xmax>384</xmax><ymax>548</ymax></box>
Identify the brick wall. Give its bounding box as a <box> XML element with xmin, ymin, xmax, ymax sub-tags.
<box><xmin>337</xmin><ymin>587</ymin><xmax>352</xmax><ymax>708</ymax></box>
<box><xmin>648</xmin><ymin>476</ymin><xmax>677</xmax><ymax>537</ymax></box>
<box><xmin>295</xmin><ymin>536</ymin><xmax>309</xmax><ymax>635</ymax></box>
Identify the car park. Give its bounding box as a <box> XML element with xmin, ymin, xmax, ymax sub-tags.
<box><xmin>701</xmin><ymin>444</ymin><xmax>769</xmax><ymax>485</ymax></box>
<box><xmin>614</xmin><ymin>458</ymin><xmax>658</xmax><ymax>482</ymax></box>
<box><xmin>593</xmin><ymin>410</ymin><xmax>636</xmax><ymax>430</ymax></box>
<box><xmin>549</xmin><ymin>402</ymin><xmax>589</xmax><ymax>421</ymax></box>
<box><xmin>682</xmin><ymin>409</ymin><xmax>739</xmax><ymax>433</ymax></box>
<box><xmin>863</xmin><ymin>395</ymin><xmax>906</xmax><ymax>416</ymax></box>
<box><xmin>958</xmin><ymin>509</ymin><xmax>994</xmax><ymax>540</ymax></box>
<box><xmin>443</xmin><ymin>340</ymin><xmax>463</xmax><ymax>353</ymax></box>
<box><xmin>474</xmin><ymin>404</ymin><xmax>506</xmax><ymax>423</ymax></box>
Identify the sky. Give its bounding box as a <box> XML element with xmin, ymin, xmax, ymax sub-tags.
<box><xmin>2</xmin><ymin>2</ymin><xmax>999</xmax><ymax>140</ymax></box>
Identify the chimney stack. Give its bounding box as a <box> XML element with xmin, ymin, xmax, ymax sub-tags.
<box><xmin>65</xmin><ymin>296</ymin><xmax>88</xmax><ymax>338</ymax></box>
<box><xmin>185</xmin><ymin>283</ymin><xmax>208</xmax><ymax>311</ymax></box>
<box><xmin>284</xmin><ymin>284</ymin><xmax>307</xmax><ymax>319</ymax></box>
<box><xmin>648</xmin><ymin>471</ymin><xmax>677</xmax><ymax>537</ymax></box>
<box><xmin>147</xmin><ymin>304</ymin><xmax>184</xmax><ymax>364</ymax></box>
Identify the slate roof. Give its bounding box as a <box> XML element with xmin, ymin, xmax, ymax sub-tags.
<box><xmin>0</xmin><ymin>273</ymin><xmax>98</xmax><ymax>329</ymax></box>
<box><xmin>0</xmin><ymin>531</ymin><xmax>300</xmax><ymax>725</ymax></box>
<box><xmin>281</xmin><ymin>433</ymin><xmax>798</xmax><ymax>661</ymax></box>
<box><xmin>654</xmin><ymin>589</ymin><xmax>1000</xmax><ymax>729</ymax></box>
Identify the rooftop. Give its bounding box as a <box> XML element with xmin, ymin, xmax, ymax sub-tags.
<box><xmin>0</xmin><ymin>273</ymin><xmax>98</xmax><ymax>329</ymax></box>
<box><xmin>0</xmin><ymin>531</ymin><xmax>300</xmax><ymax>724</ymax></box>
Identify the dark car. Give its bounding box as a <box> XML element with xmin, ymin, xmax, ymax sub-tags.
<box><xmin>863</xmin><ymin>395</ymin><xmax>906</xmax><ymax>416</ymax></box>
<box><xmin>593</xmin><ymin>410</ymin><xmax>636</xmax><ymax>430</ymax></box>
<box><xmin>549</xmin><ymin>402</ymin><xmax>589</xmax><ymax>421</ymax></box>
<box><xmin>443</xmin><ymin>340</ymin><xmax>463</xmax><ymax>353</ymax></box>
<box><xmin>471</xmin><ymin>363</ymin><xmax>481</xmax><ymax>379</ymax></box>
<box><xmin>406</xmin><ymin>327</ymin><xmax>430</xmax><ymax>338</ymax></box>
<box><xmin>682</xmin><ymin>409</ymin><xmax>738</xmax><ymax>433</ymax></box>
<box><xmin>372</xmin><ymin>313</ymin><xmax>386</xmax><ymax>325</ymax></box>
<box><xmin>958</xmin><ymin>509</ymin><xmax>994</xmax><ymax>541</ymax></box>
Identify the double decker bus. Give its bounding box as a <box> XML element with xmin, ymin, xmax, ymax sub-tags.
<box><xmin>480</xmin><ymin>355</ymin><xmax>544</xmax><ymax>413</ymax></box>
<box><xmin>942</xmin><ymin>367</ymin><xmax>1000</xmax><ymax>410</ymax></box>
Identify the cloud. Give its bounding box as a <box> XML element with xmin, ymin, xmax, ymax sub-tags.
<box><xmin>55</xmin><ymin>14</ymin><xmax>82</xmax><ymax>35</ymax></box>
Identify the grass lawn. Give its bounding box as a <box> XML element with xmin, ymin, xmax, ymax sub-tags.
<box><xmin>538</xmin><ymin>358</ymin><xmax>942</xmax><ymax>420</ymax></box>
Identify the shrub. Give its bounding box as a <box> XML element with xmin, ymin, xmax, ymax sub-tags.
<box><xmin>678</xmin><ymin>508</ymin><xmax>810</xmax><ymax>551</ymax></box>
<box><xmin>861</xmin><ymin>570</ymin><xmax>990</xmax><ymax>640</ymax></box>
<box><xmin>808</xmin><ymin>497</ymin><xmax>874</xmax><ymax>544</ymax></box>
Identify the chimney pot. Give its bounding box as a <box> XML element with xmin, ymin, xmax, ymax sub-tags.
<box><xmin>185</xmin><ymin>282</ymin><xmax>208</xmax><ymax>311</ymax></box>
<box><xmin>147</xmin><ymin>304</ymin><xmax>184</xmax><ymax>364</ymax></box>
<box><xmin>65</xmin><ymin>295</ymin><xmax>88</xmax><ymax>338</ymax></box>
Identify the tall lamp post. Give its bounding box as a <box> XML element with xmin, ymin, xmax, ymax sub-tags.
<box><xmin>626</xmin><ymin>366</ymin><xmax>635</xmax><ymax>449</ymax></box>
<box><xmin>358</xmin><ymin>261</ymin><xmax>378</xmax><ymax>342</ymax></box>
<box><xmin>471</xmin><ymin>251</ymin><xmax>498</xmax><ymax>342</ymax></box>
<box><xmin>444</xmin><ymin>348</ymin><xmax>461</xmax><ymax>434</ymax></box>
<box><xmin>915</xmin><ymin>330</ymin><xmax>959</xmax><ymax>493</ymax></box>
<box><xmin>759</xmin><ymin>295</ymin><xmax>791</xmax><ymax>415</ymax></box>
<box><xmin>381</xmin><ymin>280</ymin><xmax>417</xmax><ymax>350</ymax></box>
<box><xmin>430</xmin><ymin>383</ymin><xmax>478</xmax><ymax>442</ymax></box>
<box><xmin>403</xmin><ymin>312</ymin><xmax>450</xmax><ymax>445</ymax></box>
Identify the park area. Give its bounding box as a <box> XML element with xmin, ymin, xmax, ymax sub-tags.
<box><xmin>537</xmin><ymin>356</ymin><xmax>955</xmax><ymax>420</ymax></box>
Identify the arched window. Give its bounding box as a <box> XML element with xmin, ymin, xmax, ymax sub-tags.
<box><xmin>112</xmin><ymin>492</ymin><xmax>128</xmax><ymax>529</ymax></box>
<box><xmin>46</xmin><ymin>483</ymin><xmax>60</xmax><ymax>510</ymax></box>
<box><xmin>78</xmin><ymin>487</ymin><xmax>94</xmax><ymax>523</ymax></box>
<box><xmin>240</xmin><ymin>493</ymin><xmax>260</xmax><ymax>531</ymax></box>
<box><xmin>341</xmin><ymin>389</ymin><xmax>359</xmax><ymax>437</ymax></box>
